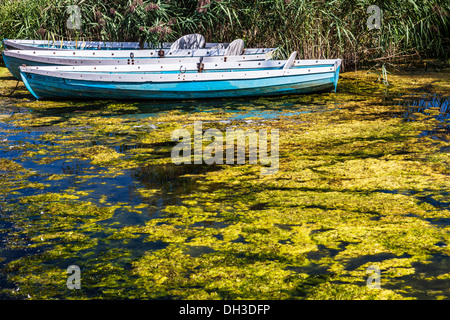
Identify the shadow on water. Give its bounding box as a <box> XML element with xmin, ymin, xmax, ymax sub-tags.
<box><xmin>131</xmin><ymin>162</ymin><xmax>223</xmax><ymax>208</ymax></box>
<box><xmin>28</xmin><ymin>94</ymin><xmax>338</xmax><ymax>120</ymax></box>
<box><xmin>1</xmin><ymin>94</ymin><xmax>295</xmax><ymax>212</ymax></box>
<box><xmin>365</xmin><ymin>93</ymin><xmax>449</xmax><ymax>123</ymax></box>
<box><xmin>382</xmin><ymin>254</ymin><xmax>450</xmax><ymax>299</ymax></box>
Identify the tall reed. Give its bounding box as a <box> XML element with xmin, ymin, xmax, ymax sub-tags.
<box><xmin>0</xmin><ymin>0</ymin><xmax>448</xmax><ymax>69</ymax></box>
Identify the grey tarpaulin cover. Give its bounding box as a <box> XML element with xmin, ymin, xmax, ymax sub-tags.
<box><xmin>224</xmin><ymin>39</ymin><xmax>245</xmax><ymax>56</ymax></box>
<box><xmin>169</xmin><ymin>34</ymin><xmax>206</xmax><ymax>50</ymax></box>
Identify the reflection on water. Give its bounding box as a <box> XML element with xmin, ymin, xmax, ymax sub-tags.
<box><xmin>401</xmin><ymin>94</ymin><xmax>449</xmax><ymax>122</ymax></box>
<box><xmin>399</xmin><ymin>94</ymin><xmax>449</xmax><ymax>145</ymax></box>
<box><xmin>100</xmin><ymin>95</ymin><xmax>339</xmax><ymax>120</ymax></box>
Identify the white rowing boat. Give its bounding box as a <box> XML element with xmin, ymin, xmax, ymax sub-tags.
<box><xmin>3</xmin><ymin>44</ymin><xmax>276</xmax><ymax>79</ymax></box>
<box><xmin>2</xmin><ymin>34</ymin><xmax>227</xmax><ymax>51</ymax></box>
<box><xmin>19</xmin><ymin>52</ymin><xmax>342</xmax><ymax>100</ymax></box>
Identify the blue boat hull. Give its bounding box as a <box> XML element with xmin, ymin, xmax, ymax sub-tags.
<box><xmin>4</xmin><ymin>52</ymin><xmax>29</xmax><ymax>79</ymax></box>
<box><xmin>20</xmin><ymin>68</ymin><xmax>340</xmax><ymax>101</ymax></box>
<box><xmin>3</xmin><ymin>53</ymin><xmax>60</xmax><ymax>80</ymax></box>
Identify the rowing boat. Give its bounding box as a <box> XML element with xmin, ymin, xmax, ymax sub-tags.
<box><xmin>3</xmin><ymin>48</ymin><xmax>276</xmax><ymax>80</ymax></box>
<box><xmin>3</xmin><ymin>35</ymin><xmax>276</xmax><ymax>80</ymax></box>
<box><xmin>19</xmin><ymin>53</ymin><xmax>341</xmax><ymax>100</ymax></box>
<box><xmin>2</xmin><ymin>37</ymin><xmax>227</xmax><ymax>51</ymax></box>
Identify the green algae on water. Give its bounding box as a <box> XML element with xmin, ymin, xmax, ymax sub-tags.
<box><xmin>0</xmin><ymin>66</ymin><xmax>449</xmax><ymax>300</ymax></box>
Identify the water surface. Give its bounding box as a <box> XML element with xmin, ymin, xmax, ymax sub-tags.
<box><xmin>0</xmin><ymin>68</ymin><xmax>449</xmax><ymax>300</ymax></box>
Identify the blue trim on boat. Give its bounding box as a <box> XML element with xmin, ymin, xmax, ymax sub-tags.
<box><xmin>4</xmin><ymin>53</ymin><xmax>27</xmax><ymax>79</ymax></box>
<box><xmin>334</xmin><ymin>65</ymin><xmax>341</xmax><ymax>92</ymax></box>
<box><xmin>20</xmin><ymin>72</ymin><xmax>40</xmax><ymax>99</ymax></box>
<box><xmin>20</xmin><ymin>69</ymin><xmax>338</xmax><ymax>101</ymax></box>
<box><xmin>3</xmin><ymin>53</ymin><xmax>58</xmax><ymax>80</ymax></box>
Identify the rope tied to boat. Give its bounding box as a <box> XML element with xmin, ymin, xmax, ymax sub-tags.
<box><xmin>0</xmin><ymin>79</ymin><xmax>20</xmax><ymax>97</ymax></box>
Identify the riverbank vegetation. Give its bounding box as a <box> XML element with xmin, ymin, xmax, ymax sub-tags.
<box><xmin>0</xmin><ymin>0</ymin><xmax>449</xmax><ymax>70</ymax></box>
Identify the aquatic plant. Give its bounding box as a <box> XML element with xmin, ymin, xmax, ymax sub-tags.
<box><xmin>0</xmin><ymin>66</ymin><xmax>449</xmax><ymax>299</ymax></box>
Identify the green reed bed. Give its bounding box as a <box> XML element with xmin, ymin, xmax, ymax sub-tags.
<box><xmin>1</xmin><ymin>0</ymin><xmax>449</xmax><ymax>69</ymax></box>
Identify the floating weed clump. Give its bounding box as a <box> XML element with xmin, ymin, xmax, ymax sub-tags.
<box><xmin>0</xmin><ymin>158</ymin><xmax>24</xmax><ymax>172</ymax></box>
<box><xmin>78</xmin><ymin>145</ymin><xmax>123</xmax><ymax>165</ymax></box>
<box><xmin>0</xmin><ymin>67</ymin><xmax>449</xmax><ymax>299</ymax></box>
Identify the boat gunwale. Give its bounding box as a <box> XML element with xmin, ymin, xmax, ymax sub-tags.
<box><xmin>3</xmin><ymin>47</ymin><xmax>276</xmax><ymax>58</ymax></box>
<box><xmin>15</xmin><ymin>59</ymin><xmax>340</xmax><ymax>73</ymax></box>
<box><xmin>2</xmin><ymin>50</ymin><xmax>270</xmax><ymax>65</ymax></box>
<box><xmin>3</xmin><ymin>39</ymin><xmax>229</xmax><ymax>50</ymax></box>
<box><xmin>20</xmin><ymin>62</ymin><xmax>341</xmax><ymax>83</ymax></box>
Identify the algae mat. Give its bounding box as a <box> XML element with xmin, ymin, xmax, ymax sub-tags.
<box><xmin>0</xmin><ymin>66</ymin><xmax>449</xmax><ymax>300</ymax></box>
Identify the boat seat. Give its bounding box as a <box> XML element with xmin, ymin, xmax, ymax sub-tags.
<box><xmin>224</xmin><ymin>39</ymin><xmax>244</xmax><ymax>56</ymax></box>
<box><xmin>169</xmin><ymin>34</ymin><xmax>206</xmax><ymax>51</ymax></box>
<box><xmin>283</xmin><ymin>51</ymin><xmax>297</xmax><ymax>69</ymax></box>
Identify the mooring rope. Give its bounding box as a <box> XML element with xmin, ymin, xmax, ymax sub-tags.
<box><xmin>0</xmin><ymin>80</ymin><xmax>20</xmax><ymax>97</ymax></box>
